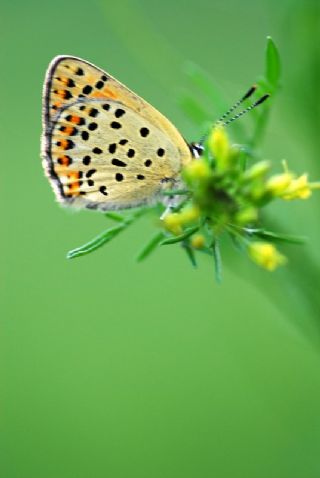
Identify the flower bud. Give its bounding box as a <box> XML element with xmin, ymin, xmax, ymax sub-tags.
<box><xmin>183</xmin><ymin>159</ymin><xmax>211</xmax><ymax>184</ymax></box>
<box><xmin>243</xmin><ymin>161</ymin><xmax>271</xmax><ymax>181</ymax></box>
<box><xmin>234</xmin><ymin>207</ymin><xmax>258</xmax><ymax>225</ymax></box>
<box><xmin>282</xmin><ymin>174</ymin><xmax>311</xmax><ymax>200</ymax></box>
<box><xmin>266</xmin><ymin>173</ymin><xmax>294</xmax><ymax>196</ymax></box>
<box><xmin>208</xmin><ymin>125</ymin><xmax>231</xmax><ymax>170</ymax></box>
<box><xmin>162</xmin><ymin>213</ymin><xmax>183</xmax><ymax>235</ymax></box>
<box><xmin>179</xmin><ymin>205</ymin><xmax>201</xmax><ymax>225</ymax></box>
<box><xmin>248</xmin><ymin>242</ymin><xmax>287</xmax><ymax>271</ymax></box>
<box><xmin>191</xmin><ymin>234</ymin><xmax>205</xmax><ymax>249</ymax></box>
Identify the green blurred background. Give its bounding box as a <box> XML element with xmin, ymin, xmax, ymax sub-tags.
<box><xmin>2</xmin><ymin>0</ymin><xmax>320</xmax><ymax>477</ymax></box>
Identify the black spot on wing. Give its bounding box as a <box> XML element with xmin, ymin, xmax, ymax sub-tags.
<box><xmin>99</xmin><ymin>186</ymin><xmax>108</xmax><ymax>196</ymax></box>
<box><xmin>140</xmin><ymin>127</ymin><xmax>149</xmax><ymax>137</ymax></box>
<box><xmin>115</xmin><ymin>173</ymin><xmax>124</xmax><ymax>182</ymax></box>
<box><xmin>110</xmin><ymin>121</ymin><xmax>122</xmax><ymax>129</ymax></box>
<box><xmin>112</xmin><ymin>158</ymin><xmax>127</xmax><ymax>167</ymax></box>
<box><xmin>82</xmin><ymin>85</ymin><xmax>93</xmax><ymax>95</ymax></box>
<box><xmin>109</xmin><ymin>143</ymin><xmax>117</xmax><ymax>154</ymax></box>
<box><xmin>88</xmin><ymin>122</ymin><xmax>98</xmax><ymax>131</ymax></box>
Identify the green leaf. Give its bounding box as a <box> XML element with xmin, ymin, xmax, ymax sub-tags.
<box><xmin>67</xmin><ymin>224</ymin><xmax>126</xmax><ymax>259</ymax></box>
<box><xmin>161</xmin><ymin>226</ymin><xmax>199</xmax><ymax>245</ymax></box>
<box><xmin>179</xmin><ymin>93</ymin><xmax>211</xmax><ymax>125</ymax></box>
<box><xmin>245</xmin><ymin>228</ymin><xmax>307</xmax><ymax>245</ymax></box>
<box><xmin>171</xmin><ymin>198</ymin><xmax>191</xmax><ymax>213</ymax></box>
<box><xmin>104</xmin><ymin>211</ymin><xmax>126</xmax><ymax>222</ymax></box>
<box><xmin>184</xmin><ymin>61</ymin><xmax>225</xmax><ymax>110</ymax></box>
<box><xmin>212</xmin><ymin>239</ymin><xmax>222</xmax><ymax>283</ymax></box>
<box><xmin>136</xmin><ymin>232</ymin><xmax>165</xmax><ymax>262</ymax></box>
<box><xmin>67</xmin><ymin>207</ymin><xmax>148</xmax><ymax>259</ymax></box>
<box><xmin>67</xmin><ymin>208</ymin><xmax>148</xmax><ymax>259</ymax></box>
<box><xmin>182</xmin><ymin>242</ymin><xmax>197</xmax><ymax>268</ymax></box>
<box><xmin>161</xmin><ymin>189</ymin><xmax>190</xmax><ymax>196</ymax></box>
<box><xmin>265</xmin><ymin>36</ymin><xmax>281</xmax><ymax>90</ymax></box>
<box><xmin>228</xmin><ymin>231</ymin><xmax>244</xmax><ymax>251</ymax></box>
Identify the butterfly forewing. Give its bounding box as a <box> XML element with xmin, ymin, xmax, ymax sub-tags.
<box><xmin>42</xmin><ymin>56</ymin><xmax>192</xmax><ymax>210</ymax></box>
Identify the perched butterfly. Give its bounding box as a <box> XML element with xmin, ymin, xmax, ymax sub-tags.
<box><xmin>41</xmin><ymin>56</ymin><xmax>268</xmax><ymax>211</ymax></box>
<box><xmin>41</xmin><ymin>55</ymin><xmax>197</xmax><ymax>211</ymax></box>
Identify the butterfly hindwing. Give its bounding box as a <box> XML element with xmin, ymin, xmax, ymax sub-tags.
<box><xmin>42</xmin><ymin>56</ymin><xmax>192</xmax><ymax>210</ymax></box>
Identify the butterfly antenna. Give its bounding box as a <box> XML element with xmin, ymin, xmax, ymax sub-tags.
<box><xmin>222</xmin><ymin>93</ymin><xmax>270</xmax><ymax>126</ymax></box>
<box><xmin>214</xmin><ymin>84</ymin><xmax>257</xmax><ymax>125</ymax></box>
<box><xmin>198</xmin><ymin>87</ymin><xmax>270</xmax><ymax>146</ymax></box>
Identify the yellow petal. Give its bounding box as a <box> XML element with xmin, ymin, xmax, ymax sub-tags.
<box><xmin>266</xmin><ymin>173</ymin><xmax>294</xmax><ymax>196</ymax></box>
<box><xmin>282</xmin><ymin>174</ymin><xmax>312</xmax><ymax>200</ymax></box>
<box><xmin>248</xmin><ymin>242</ymin><xmax>287</xmax><ymax>271</ymax></box>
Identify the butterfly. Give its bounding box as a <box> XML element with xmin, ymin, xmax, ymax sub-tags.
<box><xmin>41</xmin><ymin>56</ymin><xmax>196</xmax><ymax>211</ymax></box>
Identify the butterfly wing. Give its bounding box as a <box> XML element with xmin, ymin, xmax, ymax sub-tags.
<box><xmin>42</xmin><ymin>56</ymin><xmax>192</xmax><ymax>210</ymax></box>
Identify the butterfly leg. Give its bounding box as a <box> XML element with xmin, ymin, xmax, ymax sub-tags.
<box><xmin>160</xmin><ymin>204</ymin><xmax>175</xmax><ymax>220</ymax></box>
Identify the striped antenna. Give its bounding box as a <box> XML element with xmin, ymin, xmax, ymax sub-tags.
<box><xmin>198</xmin><ymin>87</ymin><xmax>270</xmax><ymax>145</ymax></box>
<box><xmin>214</xmin><ymin>84</ymin><xmax>257</xmax><ymax>126</ymax></box>
<box><xmin>222</xmin><ymin>94</ymin><xmax>270</xmax><ymax>126</ymax></box>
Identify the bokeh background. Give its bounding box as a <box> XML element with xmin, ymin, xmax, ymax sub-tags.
<box><xmin>2</xmin><ymin>0</ymin><xmax>320</xmax><ymax>477</ymax></box>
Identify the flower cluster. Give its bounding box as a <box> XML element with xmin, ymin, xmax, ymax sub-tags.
<box><xmin>162</xmin><ymin>126</ymin><xmax>320</xmax><ymax>272</ymax></box>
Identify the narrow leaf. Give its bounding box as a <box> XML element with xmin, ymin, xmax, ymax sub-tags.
<box><xmin>246</xmin><ymin>228</ymin><xmax>306</xmax><ymax>245</ymax></box>
<box><xmin>228</xmin><ymin>231</ymin><xmax>244</xmax><ymax>251</ymax></box>
<box><xmin>136</xmin><ymin>232</ymin><xmax>165</xmax><ymax>262</ymax></box>
<box><xmin>161</xmin><ymin>226</ymin><xmax>199</xmax><ymax>245</ymax></box>
<box><xmin>184</xmin><ymin>61</ymin><xmax>225</xmax><ymax>109</ymax></box>
<box><xmin>182</xmin><ymin>243</ymin><xmax>197</xmax><ymax>268</ymax></box>
<box><xmin>265</xmin><ymin>36</ymin><xmax>281</xmax><ymax>90</ymax></box>
<box><xmin>67</xmin><ymin>225</ymin><xmax>125</xmax><ymax>259</ymax></box>
<box><xmin>104</xmin><ymin>211</ymin><xmax>126</xmax><ymax>222</ymax></box>
<box><xmin>212</xmin><ymin>240</ymin><xmax>222</xmax><ymax>283</ymax></box>
<box><xmin>179</xmin><ymin>94</ymin><xmax>211</xmax><ymax>124</ymax></box>
<box><xmin>161</xmin><ymin>189</ymin><xmax>190</xmax><ymax>196</ymax></box>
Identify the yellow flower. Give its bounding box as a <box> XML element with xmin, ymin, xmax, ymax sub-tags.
<box><xmin>234</xmin><ymin>207</ymin><xmax>258</xmax><ymax>225</ymax></box>
<box><xmin>183</xmin><ymin>159</ymin><xmax>211</xmax><ymax>183</ymax></box>
<box><xmin>243</xmin><ymin>160</ymin><xmax>270</xmax><ymax>181</ymax></box>
<box><xmin>248</xmin><ymin>242</ymin><xmax>287</xmax><ymax>271</ymax></box>
<box><xmin>179</xmin><ymin>205</ymin><xmax>200</xmax><ymax>225</ymax></box>
<box><xmin>208</xmin><ymin>125</ymin><xmax>231</xmax><ymax>170</ymax></box>
<box><xmin>266</xmin><ymin>173</ymin><xmax>294</xmax><ymax>196</ymax></box>
<box><xmin>162</xmin><ymin>213</ymin><xmax>183</xmax><ymax>236</ymax></box>
<box><xmin>282</xmin><ymin>174</ymin><xmax>312</xmax><ymax>200</ymax></box>
<box><xmin>191</xmin><ymin>234</ymin><xmax>205</xmax><ymax>249</ymax></box>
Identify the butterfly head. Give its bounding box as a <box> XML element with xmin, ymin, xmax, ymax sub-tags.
<box><xmin>189</xmin><ymin>142</ymin><xmax>205</xmax><ymax>159</ymax></box>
